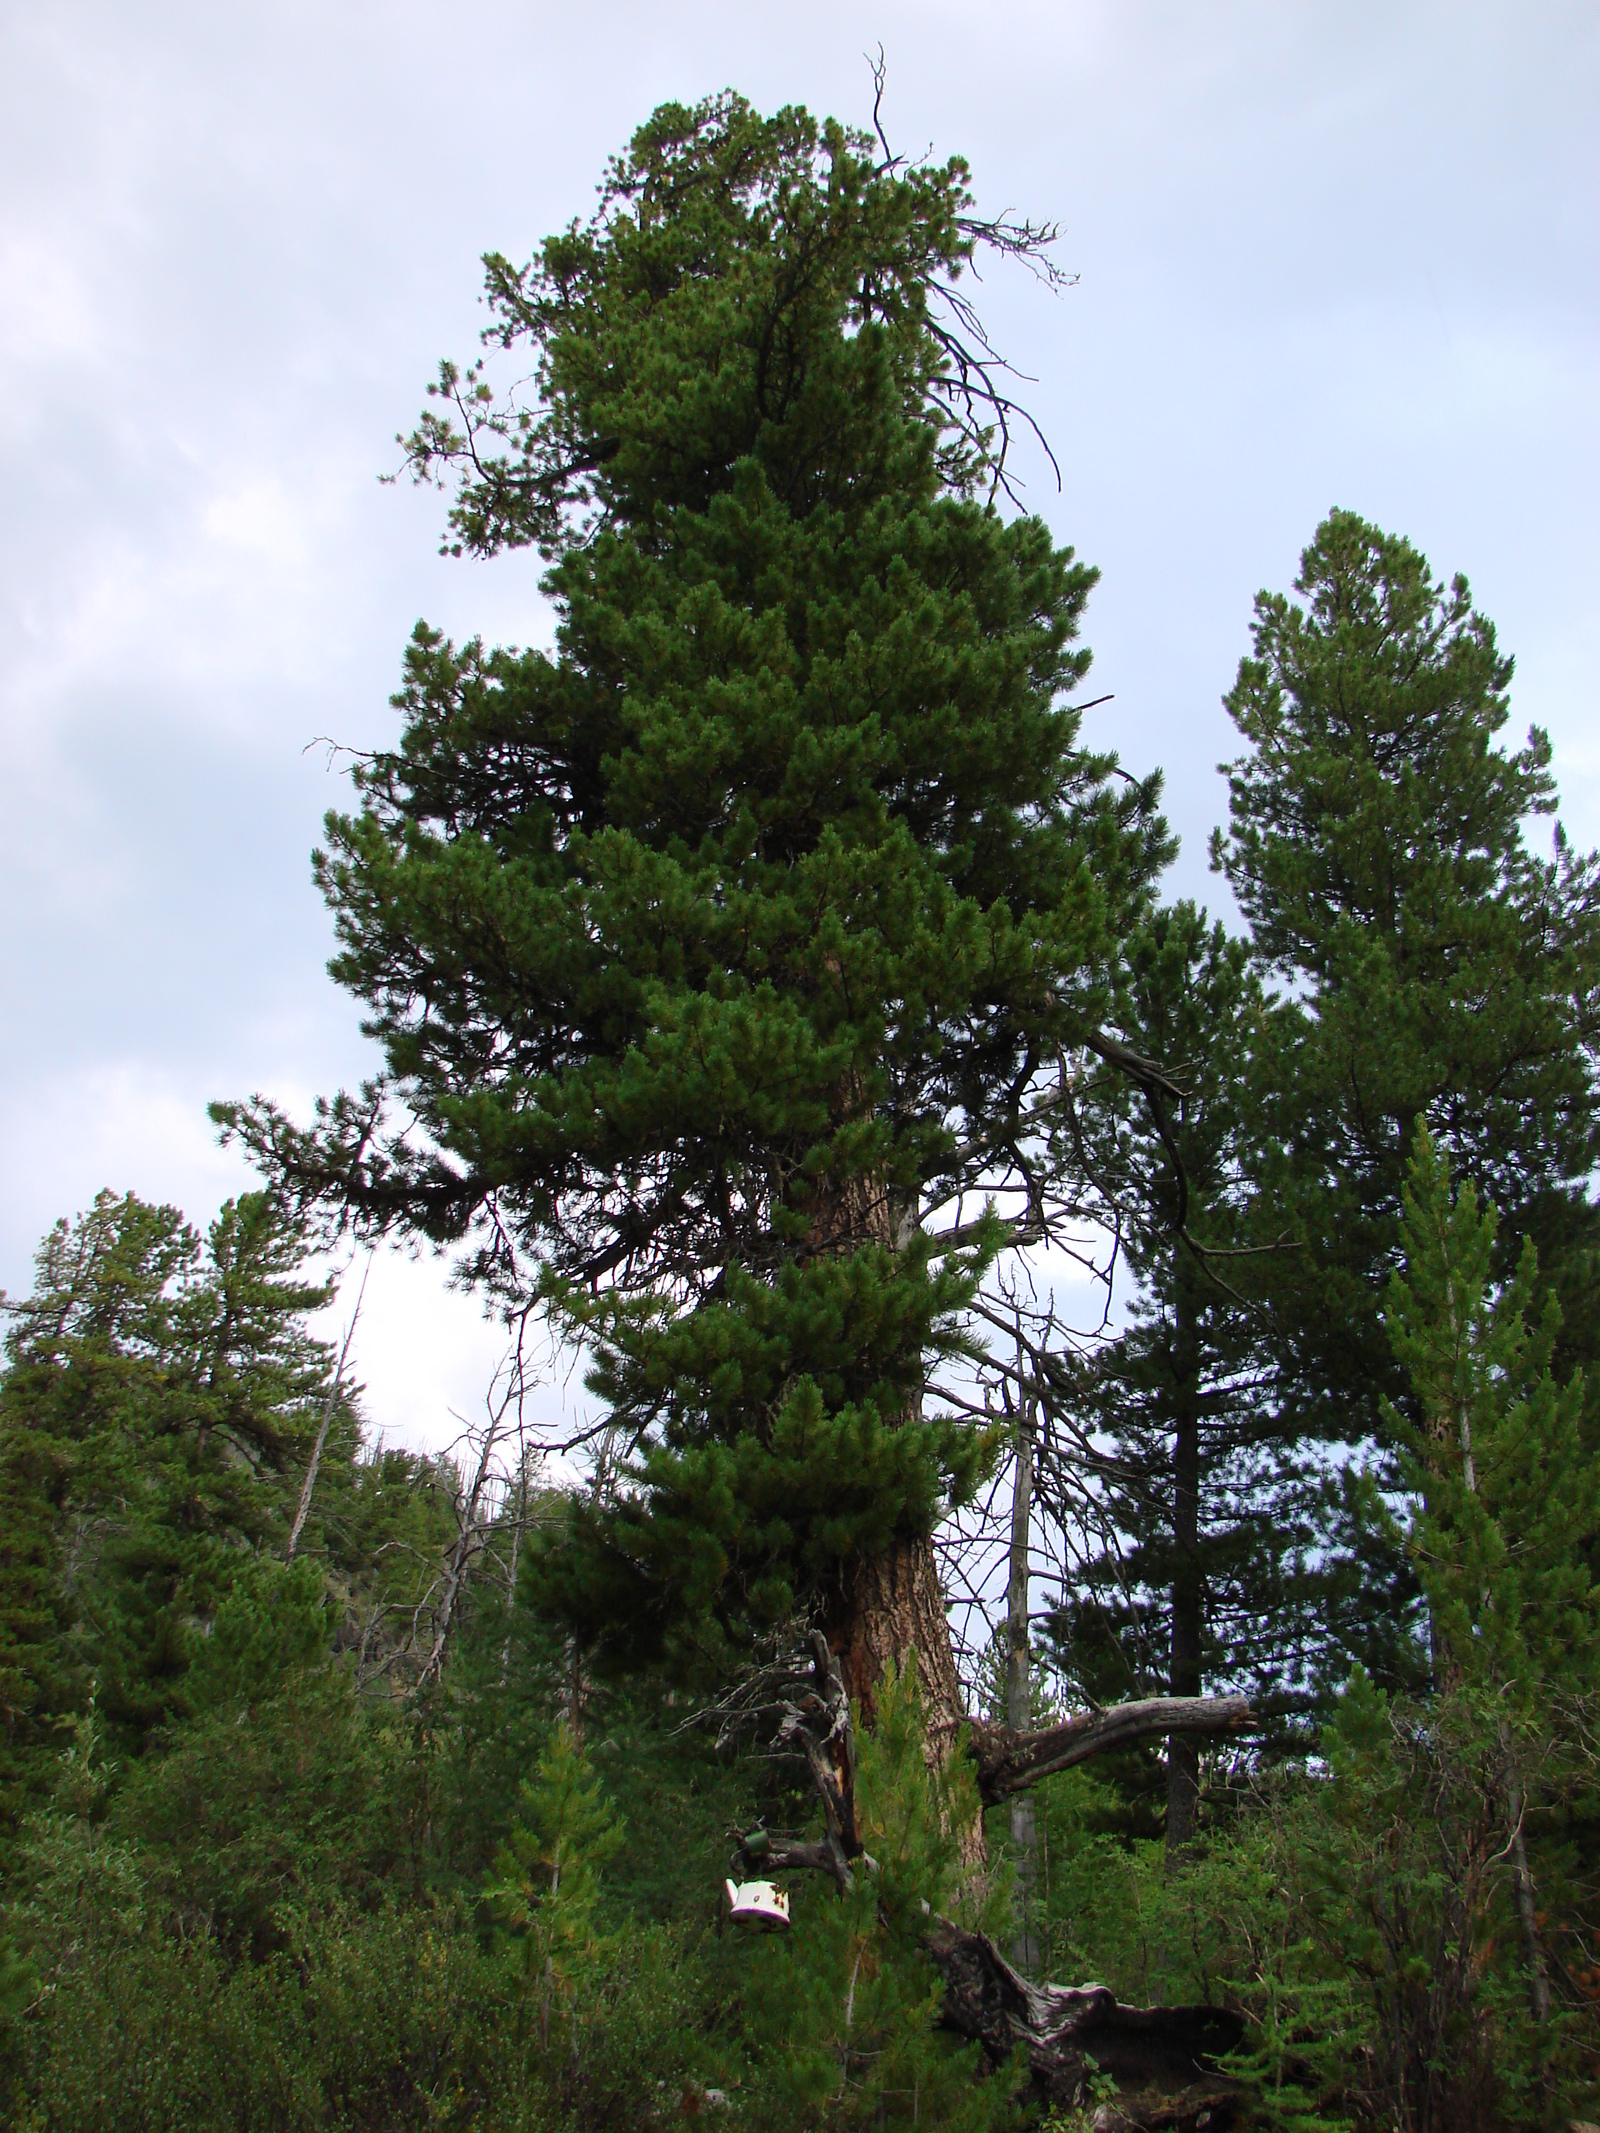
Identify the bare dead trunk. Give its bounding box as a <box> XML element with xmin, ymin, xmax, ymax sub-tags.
<box><xmin>1166</xmin><ymin>1255</ymin><xmax>1203</xmax><ymax>1866</ymax></box>
<box><xmin>498</xmin><ymin>1461</ymin><xmax>526</xmax><ymax>1689</ymax></box>
<box><xmin>564</xmin><ymin>1635</ymin><xmax>589</xmax><ymax>1744</ymax></box>
<box><xmin>1007</xmin><ymin>1397</ymin><xmax>1041</xmax><ymax>1970</ymax></box>
<box><xmin>416</xmin><ymin>1401</ymin><xmax>504</xmax><ymax>1690</ymax></box>
<box><xmin>286</xmin><ymin>1256</ymin><xmax>369</xmax><ymax>1563</ymax></box>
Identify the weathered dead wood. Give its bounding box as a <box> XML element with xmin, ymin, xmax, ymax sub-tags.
<box><xmin>286</xmin><ymin>1255</ymin><xmax>370</xmax><ymax>1563</ymax></box>
<box><xmin>922</xmin><ymin>1913</ymin><xmax>1244</xmax><ymax>2126</ymax></box>
<box><xmin>706</xmin><ymin>1631</ymin><xmax>862</xmax><ymax>1889</ymax></box>
<box><xmin>969</xmin><ymin>1695</ymin><xmax>1256</xmax><ymax>1807</ymax></box>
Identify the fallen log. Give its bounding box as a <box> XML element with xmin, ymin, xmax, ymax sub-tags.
<box><xmin>923</xmin><ymin>1914</ymin><xmax>1244</xmax><ymax>2128</ymax></box>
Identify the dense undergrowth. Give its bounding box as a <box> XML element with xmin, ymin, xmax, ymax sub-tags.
<box><xmin>3</xmin><ymin>1618</ymin><xmax>1597</xmax><ymax>2129</ymax></box>
<box><xmin>1</xmin><ymin>1178</ymin><xmax>1597</xmax><ymax>2131</ymax></box>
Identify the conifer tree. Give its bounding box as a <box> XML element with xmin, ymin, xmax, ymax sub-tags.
<box><xmin>1279</xmin><ymin>1128</ymin><xmax>1600</xmax><ymax>2106</ymax></box>
<box><xmin>216</xmin><ymin>92</ymin><xmax>1171</xmax><ymax>1730</ymax></box>
<box><xmin>1382</xmin><ymin>1126</ymin><xmax>1599</xmax><ymax>2021</ymax></box>
<box><xmin>1211</xmin><ymin>509</ymin><xmax>1600</xmax><ymax>1417</ymax></box>
<box><xmin>485</xmin><ymin>1724</ymin><xmax>625</xmax><ymax>2047</ymax></box>
<box><xmin>1044</xmin><ymin>900</ymin><xmax>1431</xmax><ymax>1851</ymax></box>
<box><xmin>0</xmin><ymin>1191</ymin><xmax>338</xmax><ymax>1773</ymax></box>
<box><xmin>1384</xmin><ymin>1127</ymin><xmax>1599</xmax><ymax>1709</ymax></box>
<box><xmin>1041</xmin><ymin>906</ymin><xmax>1317</xmax><ymax>1852</ymax></box>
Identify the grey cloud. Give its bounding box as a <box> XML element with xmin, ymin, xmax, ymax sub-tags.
<box><xmin>4</xmin><ymin>0</ymin><xmax>1596</xmax><ymax>1440</ymax></box>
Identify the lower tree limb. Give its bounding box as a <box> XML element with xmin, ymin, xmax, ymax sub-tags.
<box><xmin>968</xmin><ymin>1695</ymin><xmax>1255</xmax><ymax>1807</ymax></box>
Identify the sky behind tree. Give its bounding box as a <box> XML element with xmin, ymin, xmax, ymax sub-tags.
<box><xmin>3</xmin><ymin>0</ymin><xmax>1595</xmax><ymax>1446</ymax></box>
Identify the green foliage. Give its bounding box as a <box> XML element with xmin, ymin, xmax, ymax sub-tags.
<box><xmin>1</xmin><ymin>1643</ymin><xmax>733</xmax><ymax>2131</ymax></box>
<box><xmin>7</xmin><ymin>1890</ymin><xmax>740</xmax><ymax>2133</ymax></box>
<box><xmin>1029</xmin><ymin>1731</ymin><xmax>1593</xmax><ymax>2132</ymax></box>
<box><xmin>1383</xmin><ymin>1125</ymin><xmax>1600</xmax><ymax>1707</ymax></box>
<box><xmin>108</xmin><ymin>1674</ymin><xmax>424</xmax><ymax>1950</ymax></box>
<box><xmin>1307</xmin><ymin>1671</ymin><xmax>1564</xmax><ymax>2130</ymax></box>
<box><xmin>184</xmin><ymin>1558</ymin><xmax>335</xmax><ymax>1710</ymax></box>
<box><xmin>738</xmin><ymin>1657</ymin><xmax>1021</xmax><ymax>2130</ymax></box>
<box><xmin>1213</xmin><ymin>508</ymin><xmax>1600</xmax><ymax>1406</ymax></box>
<box><xmin>0</xmin><ymin>1190</ymin><xmax>340</xmax><ymax>1781</ymax></box>
<box><xmin>485</xmin><ymin>1723</ymin><xmax>625</xmax><ymax>2042</ymax></box>
<box><xmin>8</xmin><ymin>1899</ymin><xmax>512</xmax><ymax>2133</ymax></box>
<box><xmin>215</xmin><ymin>87</ymin><xmax>1171</xmax><ymax>1674</ymax></box>
<box><xmin>1023</xmin><ymin>1768</ymin><xmax>1356</xmax><ymax>2129</ymax></box>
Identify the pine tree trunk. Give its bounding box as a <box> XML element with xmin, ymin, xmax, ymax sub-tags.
<box><xmin>1166</xmin><ymin>1255</ymin><xmax>1204</xmax><ymax>1864</ymax></box>
<box><xmin>1507</xmin><ymin>1788</ymin><xmax>1552</xmax><ymax>2022</ymax></box>
<box><xmin>813</xmin><ymin>1149</ymin><xmax>967</xmax><ymax>1755</ymax></box>
<box><xmin>828</xmin><ymin>1530</ymin><xmax>964</xmax><ymax>1741</ymax></box>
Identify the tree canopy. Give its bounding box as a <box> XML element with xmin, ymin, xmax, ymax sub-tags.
<box><xmin>216</xmin><ymin>91</ymin><xmax>1170</xmax><ymax>1695</ymax></box>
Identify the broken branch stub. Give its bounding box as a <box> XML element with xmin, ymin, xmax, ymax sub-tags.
<box><xmin>706</xmin><ymin>1630</ymin><xmax>862</xmax><ymax>1889</ymax></box>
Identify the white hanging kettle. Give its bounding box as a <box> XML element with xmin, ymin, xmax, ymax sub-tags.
<box><xmin>723</xmin><ymin>1878</ymin><xmax>791</xmax><ymax>1931</ymax></box>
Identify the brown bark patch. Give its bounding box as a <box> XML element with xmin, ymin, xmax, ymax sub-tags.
<box><xmin>826</xmin><ymin>1529</ymin><xmax>964</xmax><ymax>1743</ymax></box>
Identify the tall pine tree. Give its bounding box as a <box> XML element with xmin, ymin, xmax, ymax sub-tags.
<box><xmin>217</xmin><ymin>93</ymin><xmax>1171</xmax><ymax>1733</ymax></box>
<box><xmin>1040</xmin><ymin>904</ymin><xmax>1333</xmax><ymax>1852</ymax></box>
<box><xmin>1211</xmin><ymin>509</ymin><xmax>1600</xmax><ymax>1423</ymax></box>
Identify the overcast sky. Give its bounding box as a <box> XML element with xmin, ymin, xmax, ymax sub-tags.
<box><xmin>3</xmin><ymin>1</ymin><xmax>1596</xmax><ymax>1449</ymax></box>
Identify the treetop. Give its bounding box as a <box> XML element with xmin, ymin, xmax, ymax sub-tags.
<box><xmin>397</xmin><ymin>89</ymin><xmax>1069</xmax><ymax>559</ymax></box>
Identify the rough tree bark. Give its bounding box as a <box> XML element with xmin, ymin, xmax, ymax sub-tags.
<box><xmin>827</xmin><ymin>1531</ymin><xmax>966</xmax><ymax>1740</ymax></box>
<box><xmin>810</xmin><ymin>1138</ymin><xmax>968</xmax><ymax>1753</ymax></box>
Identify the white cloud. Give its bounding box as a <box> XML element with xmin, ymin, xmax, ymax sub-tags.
<box><xmin>200</xmin><ymin>478</ymin><xmax>312</xmax><ymax>561</ymax></box>
<box><xmin>311</xmin><ymin>1249</ymin><xmax>597</xmax><ymax>1461</ymax></box>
